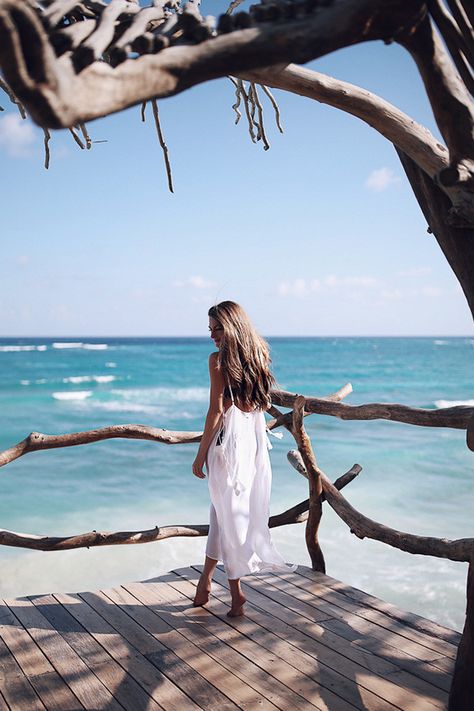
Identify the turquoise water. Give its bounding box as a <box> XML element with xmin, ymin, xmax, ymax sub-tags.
<box><xmin>0</xmin><ymin>336</ymin><xmax>472</xmax><ymax>630</ymax></box>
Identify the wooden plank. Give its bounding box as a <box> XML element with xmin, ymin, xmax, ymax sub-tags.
<box><xmin>168</xmin><ymin>571</ymin><xmax>374</xmax><ymax>711</ymax></box>
<box><xmin>0</xmin><ymin>600</ymin><xmax>82</xmax><ymax>711</ymax></box>
<box><xmin>181</xmin><ymin>571</ymin><xmax>445</xmax><ymax>711</ymax></box>
<box><xmin>188</xmin><ymin>566</ymin><xmax>448</xmax><ymax>711</ymax></box>
<box><xmin>79</xmin><ymin>588</ymin><xmax>223</xmax><ymax>711</ymax></box>
<box><xmin>102</xmin><ymin>585</ymin><xmax>243</xmax><ymax>711</ymax></box>
<box><xmin>124</xmin><ymin>579</ymin><xmax>309</xmax><ymax>711</ymax></box>
<box><xmin>55</xmin><ymin>590</ymin><xmax>196</xmax><ymax>711</ymax></box>
<box><xmin>0</xmin><ymin>636</ymin><xmax>47</xmax><ymax>711</ymax></box>
<box><xmin>31</xmin><ymin>593</ymin><xmax>162</xmax><ymax>711</ymax></box>
<box><xmin>231</xmin><ymin>567</ymin><xmax>450</xmax><ymax>670</ymax></box>
<box><xmin>294</xmin><ymin>568</ymin><xmax>461</xmax><ymax>645</ymax></box>
<box><xmin>251</xmin><ymin>570</ymin><xmax>449</xmax><ymax>665</ymax></box>
<box><xmin>3</xmin><ymin>597</ymin><xmax>122</xmax><ymax>711</ymax></box>
<box><xmin>273</xmin><ymin>569</ymin><xmax>458</xmax><ymax>658</ymax></box>
<box><xmin>200</xmin><ymin>566</ymin><xmax>452</xmax><ymax>694</ymax></box>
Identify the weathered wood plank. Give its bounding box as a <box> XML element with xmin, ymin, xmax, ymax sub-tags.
<box><xmin>275</xmin><ymin>569</ymin><xmax>458</xmax><ymax>657</ymax></box>
<box><xmin>124</xmin><ymin>578</ymin><xmax>305</xmax><ymax>711</ymax></box>
<box><xmin>3</xmin><ymin>597</ymin><xmax>121</xmax><ymax>710</ymax></box>
<box><xmin>293</xmin><ymin>569</ymin><xmax>461</xmax><ymax>645</ymax></box>
<box><xmin>188</xmin><ymin>566</ymin><xmax>448</xmax><ymax>711</ymax></box>
<box><xmin>164</xmin><ymin>571</ymin><xmax>357</xmax><ymax>711</ymax></box>
<box><xmin>55</xmin><ymin>590</ymin><xmax>195</xmax><ymax>711</ymax></box>
<box><xmin>118</xmin><ymin>583</ymin><xmax>277</xmax><ymax>711</ymax></box>
<box><xmin>182</xmin><ymin>567</ymin><xmax>446</xmax><ymax>711</ymax></box>
<box><xmin>30</xmin><ymin>593</ymin><xmax>162</xmax><ymax>711</ymax></box>
<box><xmin>102</xmin><ymin>584</ymin><xmax>241</xmax><ymax>711</ymax></box>
<box><xmin>202</xmin><ymin>566</ymin><xmax>452</xmax><ymax>694</ymax></box>
<box><xmin>0</xmin><ymin>636</ymin><xmax>47</xmax><ymax>711</ymax></box>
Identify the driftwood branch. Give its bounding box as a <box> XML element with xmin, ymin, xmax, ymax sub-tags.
<box><xmin>0</xmin><ymin>425</ymin><xmax>202</xmax><ymax>468</ymax></box>
<box><xmin>319</xmin><ymin>466</ymin><xmax>474</xmax><ymax>562</ymax></box>
<box><xmin>449</xmin><ymin>556</ymin><xmax>474</xmax><ymax>711</ymax></box>
<box><xmin>292</xmin><ymin>395</ymin><xmax>325</xmax><ymax>572</ymax></box>
<box><xmin>0</xmin><ymin>0</ymin><xmax>427</xmax><ymax>129</ymax></box>
<box><xmin>0</xmin><ymin>383</ymin><xmax>352</xmax><ymax>468</ymax></box>
<box><xmin>271</xmin><ymin>389</ymin><xmax>474</xmax><ymax>429</ymax></box>
<box><xmin>0</xmin><ymin>466</ymin><xmax>358</xmax><ymax>552</ymax></box>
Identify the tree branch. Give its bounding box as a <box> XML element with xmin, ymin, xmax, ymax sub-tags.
<box><xmin>0</xmin><ymin>0</ymin><xmax>427</xmax><ymax>128</ymax></box>
<box><xmin>319</xmin><ymin>465</ymin><xmax>474</xmax><ymax>561</ymax></box>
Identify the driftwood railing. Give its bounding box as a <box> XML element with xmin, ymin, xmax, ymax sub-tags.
<box><xmin>0</xmin><ymin>384</ymin><xmax>473</xmax><ymax>709</ymax></box>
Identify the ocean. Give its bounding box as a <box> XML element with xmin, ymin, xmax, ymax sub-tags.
<box><xmin>0</xmin><ymin>336</ymin><xmax>472</xmax><ymax>631</ymax></box>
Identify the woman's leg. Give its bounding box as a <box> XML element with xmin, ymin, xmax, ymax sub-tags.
<box><xmin>193</xmin><ymin>555</ymin><xmax>218</xmax><ymax>606</ymax></box>
<box><xmin>228</xmin><ymin>577</ymin><xmax>246</xmax><ymax>617</ymax></box>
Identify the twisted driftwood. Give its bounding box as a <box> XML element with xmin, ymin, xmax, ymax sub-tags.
<box><xmin>0</xmin><ymin>465</ymin><xmax>359</xmax><ymax>552</ymax></box>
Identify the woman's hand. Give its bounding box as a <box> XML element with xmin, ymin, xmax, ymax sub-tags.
<box><xmin>192</xmin><ymin>457</ymin><xmax>206</xmax><ymax>479</ymax></box>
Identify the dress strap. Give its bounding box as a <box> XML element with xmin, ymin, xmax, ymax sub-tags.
<box><xmin>226</xmin><ymin>378</ymin><xmax>235</xmax><ymax>404</ymax></box>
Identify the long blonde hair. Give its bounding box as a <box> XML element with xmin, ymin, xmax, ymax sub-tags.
<box><xmin>208</xmin><ymin>301</ymin><xmax>275</xmax><ymax>410</ymax></box>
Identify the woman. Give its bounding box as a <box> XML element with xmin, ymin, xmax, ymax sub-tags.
<box><xmin>192</xmin><ymin>301</ymin><xmax>296</xmax><ymax>617</ymax></box>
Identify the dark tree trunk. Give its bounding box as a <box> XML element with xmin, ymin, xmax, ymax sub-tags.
<box><xmin>396</xmin><ymin>148</ymin><xmax>474</xmax><ymax>322</ymax></box>
<box><xmin>449</xmin><ymin>558</ymin><xmax>474</xmax><ymax>710</ymax></box>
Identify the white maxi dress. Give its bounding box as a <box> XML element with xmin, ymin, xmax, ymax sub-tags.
<box><xmin>205</xmin><ymin>384</ymin><xmax>297</xmax><ymax>579</ymax></box>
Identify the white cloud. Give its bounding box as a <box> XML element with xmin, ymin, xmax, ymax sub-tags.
<box><xmin>381</xmin><ymin>288</ymin><xmax>404</xmax><ymax>301</ymax></box>
<box><xmin>324</xmin><ymin>275</ymin><xmax>379</xmax><ymax>289</ymax></box>
<box><xmin>0</xmin><ymin>113</ymin><xmax>36</xmax><ymax>156</ymax></box>
<box><xmin>365</xmin><ymin>167</ymin><xmax>400</xmax><ymax>192</ymax></box>
<box><xmin>398</xmin><ymin>267</ymin><xmax>432</xmax><ymax>278</ymax></box>
<box><xmin>420</xmin><ymin>286</ymin><xmax>442</xmax><ymax>298</ymax></box>
<box><xmin>277</xmin><ymin>274</ymin><xmax>378</xmax><ymax>297</ymax></box>
<box><xmin>172</xmin><ymin>275</ymin><xmax>216</xmax><ymax>289</ymax></box>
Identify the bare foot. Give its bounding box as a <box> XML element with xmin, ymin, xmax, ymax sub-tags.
<box><xmin>193</xmin><ymin>579</ymin><xmax>211</xmax><ymax>607</ymax></box>
<box><xmin>227</xmin><ymin>593</ymin><xmax>246</xmax><ymax>617</ymax></box>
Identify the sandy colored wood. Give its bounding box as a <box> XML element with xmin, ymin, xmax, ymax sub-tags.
<box><xmin>123</xmin><ymin>579</ymin><xmax>292</xmax><ymax>710</ymax></box>
<box><xmin>106</xmin><ymin>583</ymin><xmax>273</xmax><ymax>710</ymax></box>
<box><xmin>0</xmin><ymin>602</ymin><xmax>81</xmax><ymax>710</ymax></box>
<box><xmin>294</xmin><ymin>568</ymin><xmax>462</xmax><ymax>646</ymax></box>
<box><xmin>206</xmin><ymin>567</ymin><xmax>452</xmax><ymax>692</ymax></box>
<box><xmin>29</xmin><ymin>593</ymin><xmax>163</xmax><ymax>711</ymax></box>
<box><xmin>3</xmin><ymin>597</ymin><xmax>121</xmax><ymax>710</ymax></box>
<box><xmin>192</xmin><ymin>566</ymin><xmax>448</xmax><ymax>708</ymax></box>
<box><xmin>0</xmin><ymin>566</ymin><xmax>457</xmax><ymax>711</ymax></box>
<box><xmin>0</xmin><ymin>636</ymin><xmax>46</xmax><ymax>710</ymax></box>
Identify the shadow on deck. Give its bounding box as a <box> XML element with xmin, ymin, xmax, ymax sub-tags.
<box><xmin>0</xmin><ymin>565</ymin><xmax>459</xmax><ymax>710</ymax></box>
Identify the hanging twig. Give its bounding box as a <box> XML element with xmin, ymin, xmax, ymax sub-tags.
<box><xmin>151</xmin><ymin>98</ymin><xmax>174</xmax><ymax>193</ymax></box>
<box><xmin>69</xmin><ymin>126</ymin><xmax>85</xmax><ymax>149</ymax></box>
<box><xmin>79</xmin><ymin>122</ymin><xmax>92</xmax><ymax>149</ymax></box>
<box><xmin>225</xmin><ymin>0</ymin><xmax>244</xmax><ymax>14</ymax></box>
<box><xmin>228</xmin><ymin>77</ymin><xmax>242</xmax><ymax>124</ymax></box>
<box><xmin>0</xmin><ymin>76</ymin><xmax>26</xmax><ymax>118</ymax></box>
<box><xmin>43</xmin><ymin>127</ymin><xmax>51</xmax><ymax>169</ymax></box>
<box><xmin>250</xmin><ymin>82</ymin><xmax>270</xmax><ymax>150</ymax></box>
<box><xmin>261</xmin><ymin>84</ymin><xmax>284</xmax><ymax>133</ymax></box>
<box><xmin>141</xmin><ymin>100</ymin><xmax>147</xmax><ymax>122</ymax></box>
<box><xmin>239</xmin><ymin>80</ymin><xmax>257</xmax><ymax>142</ymax></box>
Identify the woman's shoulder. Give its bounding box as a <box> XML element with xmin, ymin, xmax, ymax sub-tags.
<box><xmin>208</xmin><ymin>351</ymin><xmax>219</xmax><ymax>365</ymax></box>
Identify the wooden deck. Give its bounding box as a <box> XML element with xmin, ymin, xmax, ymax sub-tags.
<box><xmin>0</xmin><ymin>564</ymin><xmax>460</xmax><ymax>710</ymax></box>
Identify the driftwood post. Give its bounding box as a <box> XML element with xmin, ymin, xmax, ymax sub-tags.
<box><xmin>449</xmin><ymin>557</ymin><xmax>474</xmax><ymax>711</ymax></box>
<box><xmin>292</xmin><ymin>394</ymin><xmax>325</xmax><ymax>573</ymax></box>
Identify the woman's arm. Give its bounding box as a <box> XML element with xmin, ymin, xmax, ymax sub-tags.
<box><xmin>192</xmin><ymin>352</ymin><xmax>225</xmax><ymax>479</ymax></box>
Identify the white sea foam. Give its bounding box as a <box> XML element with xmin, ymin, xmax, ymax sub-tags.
<box><xmin>20</xmin><ymin>380</ymin><xmax>30</xmax><ymax>385</ymax></box>
<box><xmin>435</xmin><ymin>399</ymin><xmax>474</xmax><ymax>408</ymax></box>
<box><xmin>62</xmin><ymin>375</ymin><xmax>116</xmax><ymax>384</ymax></box>
<box><xmin>106</xmin><ymin>362</ymin><xmax>117</xmax><ymax>368</ymax></box>
<box><xmin>84</xmin><ymin>400</ymin><xmax>164</xmax><ymax>415</ymax></box>
<box><xmin>53</xmin><ymin>342</ymin><xmax>84</xmax><ymax>349</ymax></box>
<box><xmin>111</xmin><ymin>386</ymin><xmax>208</xmax><ymax>403</ymax></box>
<box><xmin>83</xmin><ymin>344</ymin><xmax>108</xmax><ymax>350</ymax></box>
<box><xmin>52</xmin><ymin>391</ymin><xmax>92</xmax><ymax>401</ymax></box>
<box><xmin>0</xmin><ymin>345</ymin><xmax>47</xmax><ymax>352</ymax></box>
<box><xmin>434</xmin><ymin>339</ymin><xmax>449</xmax><ymax>345</ymax></box>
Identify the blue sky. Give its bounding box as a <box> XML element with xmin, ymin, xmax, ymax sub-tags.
<box><xmin>1</xmin><ymin>27</ymin><xmax>472</xmax><ymax>336</ymax></box>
